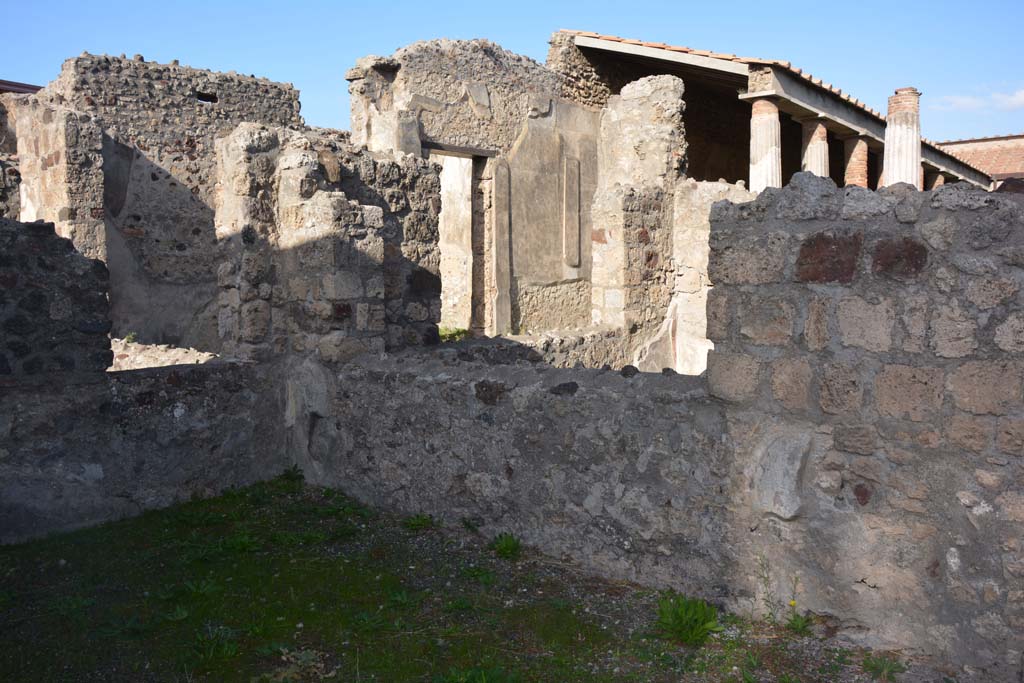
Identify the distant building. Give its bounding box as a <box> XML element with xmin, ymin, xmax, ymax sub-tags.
<box><xmin>938</xmin><ymin>133</ymin><xmax>1024</xmax><ymax>188</ymax></box>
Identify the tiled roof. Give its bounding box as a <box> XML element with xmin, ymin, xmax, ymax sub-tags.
<box><xmin>0</xmin><ymin>79</ymin><xmax>42</xmax><ymax>95</ymax></box>
<box><xmin>938</xmin><ymin>132</ymin><xmax>1024</xmax><ymax>145</ymax></box>
<box><xmin>559</xmin><ymin>30</ymin><xmax>984</xmax><ymax>173</ymax></box>
<box><xmin>936</xmin><ymin>135</ymin><xmax>1024</xmax><ymax>178</ymax></box>
<box><xmin>560</xmin><ymin>30</ymin><xmax>885</xmax><ymax>118</ymax></box>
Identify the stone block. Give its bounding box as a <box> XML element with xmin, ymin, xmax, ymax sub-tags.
<box><xmin>837</xmin><ymin>296</ymin><xmax>894</xmax><ymax>352</ymax></box>
<box><xmin>928</xmin><ymin>303</ymin><xmax>977</xmax><ymax>358</ymax></box>
<box><xmin>900</xmin><ymin>294</ymin><xmax>928</xmax><ymax>353</ymax></box>
<box><xmin>803</xmin><ymin>296</ymin><xmax>830</xmax><ymax>351</ymax></box>
<box><xmin>739</xmin><ymin>297</ymin><xmax>794</xmax><ymax>346</ymax></box>
<box><xmin>322</xmin><ymin>271</ymin><xmax>364</xmax><ymax>300</ymax></box>
<box><xmin>996</xmin><ymin>418</ymin><xmax>1024</xmax><ymax>456</ymax></box>
<box><xmin>819</xmin><ymin>362</ymin><xmax>863</xmax><ymax>414</ymax></box>
<box><xmin>966</xmin><ymin>277</ymin><xmax>1018</xmax><ymax>310</ymax></box>
<box><xmin>771</xmin><ymin>357</ymin><xmax>813</xmax><ymax>412</ymax></box>
<box><xmin>947</xmin><ymin>361</ymin><xmax>1023</xmax><ymax>415</ymax></box>
<box><xmin>871</xmin><ymin>237</ymin><xmax>928</xmax><ymax>279</ymax></box>
<box><xmin>708</xmin><ymin>231</ymin><xmax>788</xmax><ymax>285</ymax></box>
<box><xmin>707</xmin><ymin>351</ymin><xmax>761</xmax><ymax>402</ymax></box>
<box><xmin>996</xmin><ymin>492</ymin><xmax>1024</xmax><ymax>522</ymax></box>
<box><xmin>994</xmin><ymin>313</ymin><xmax>1024</xmax><ymax>353</ymax></box>
<box><xmin>794</xmin><ymin>231</ymin><xmax>862</xmax><ymax>283</ymax></box>
<box><xmin>834</xmin><ymin>424</ymin><xmax>877</xmax><ymax>455</ymax></box>
<box><xmin>239</xmin><ymin>299</ymin><xmax>270</xmax><ymax>343</ymax></box>
<box><xmin>947</xmin><ymin>413</ymin><xmax>994</xmax><ymax>453</ymax></box>
<box><xmin>875</xmin><ymin>365</ymin><xmax>943</xmax><ymax>422</ymax></box>
<box><xmin>706</xmin><ymin>290</ymin><xmax>729</xmax><ymax>341</ymax></box>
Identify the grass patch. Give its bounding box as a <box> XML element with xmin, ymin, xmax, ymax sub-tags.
<box><xmin>439</xmin><ymin>326</ymin><xmax>472</xmax><ymax>343</ymax></box>
<box><xmin>0</xmin><ymin>474</ymin><xmax>911</xmax><ymax>682</ymax></box>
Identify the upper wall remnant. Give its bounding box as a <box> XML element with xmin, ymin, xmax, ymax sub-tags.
<box><xmin>42</xmin><ymin>53</ymin><xmax>302</xmax><ymax>205</ymax></box>
<box><xmin>12</xmin><ymin>54</ymin><xmax>304</xmax><ymax>347</ymax></box>
<box><xmin>214</xmin><ymin>124</ymin><xmax>443</xmax><ymax>360</ymax></box>
<box><xmin>346</xmin><ymin>39</ymin><xmax>564</xmax><ymax>155</ymax></box>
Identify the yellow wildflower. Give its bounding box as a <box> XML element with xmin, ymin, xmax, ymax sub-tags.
<box><xmin>788</xmin><ymin>599</ymin><xmax>797</xmax><ymax>607</ymax></box>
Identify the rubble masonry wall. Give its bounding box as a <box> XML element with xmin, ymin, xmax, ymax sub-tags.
<box><xmin>707</xmin><ymin>174</ymin><xmax>1024</xmax><ymax>678</ymax></box>
<box><xmin>15</xmin><ymin>54</ymin><xmax>302</xmax><ymax>348</ymax></box>
<box><xmin>0</xmin><ymin>219</ymin><xmax>288</xmax><ymax>543</ymax></box>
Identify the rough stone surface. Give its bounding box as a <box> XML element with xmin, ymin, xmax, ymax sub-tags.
<box><xmin>0</xmin><ymin>219</ymin><xmax>111</xmax><ymax>378</ymax></box>
<box><xmin>709</xmin><ymin>176</ymin><xmax>1024</xmax><ymax>679</ymax></box>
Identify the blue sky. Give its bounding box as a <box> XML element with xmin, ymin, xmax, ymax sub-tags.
<box><xmin>7</xmin><ymin>0</ymin><xmax>1022</xmax><ymax>141</ymax></box>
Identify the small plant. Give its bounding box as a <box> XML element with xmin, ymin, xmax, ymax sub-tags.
<box><xmin>123</xmin><ymin>331</ymin><xmax>138</xmax><ymax>343</ymax></box>
<box><xmin>784</xmin><ymin>576</ymin><xmax>813</xmax><ymax>637</ymax></box>
<box><xmin>193</xmin><ymin>624</ymin><xmax>239</xmax><ymax>662</ymax></box>
<box><xmin>862</xmin><ymin>653</ymin><xmax>907</xmax><ymax>681</ymax></box>
<box><xmin>655</xmin><ymin>591</ymin><xmax>724</xmax><ymax>646</ymax></box>
<box><xmin>438</xmin><ymin>327</ymin><xmax>471</xmax><ymax>343</ymax></box>
<box><xmin>98</xmin><ymin>615</ymin><xmax>145</xmax><ymax>638</ymax></box>
<box><xmin>403</xmin><ymin>513</ymin><xmax>435</xmax><ymax>531</ymax></box>
<box><xmin>387</xmin><ymin>589</ymin><xmax>415</xmax><ymax>610</ymax></box>
<box><xmin>445</xmin><ymin>596</ymin><xmax>475</xmax><ymax>612</ymax></box>
<box><xmin>786</xmin><ymin>610</ymin><xmax>813</xmax><ymax>636</ymax></box>
<box><xmin>461</xmin><ymin>517</ymin><xmax>481</xmax><ymax>533</ymax></box>
<box><xmin>462</xmin><ymin>566</ymin><xmax>496</xmax><ymax>586</ymax></box>
<box><xmin>223</xmin><ymin>532</ymin><xmax>259</xmax><ymax>553</ymax></box>
<box><xmin>183</xmin><ymin>578</ymin><xmax>219</xmax><ymax>598</ymax></box>
<box><xmin>778</xmin><ymin>675</ymin><xmax>800</xmax><ymax>683</ymax></box>
<box><xmin>756</xmin><ymin>554</ymin><xmax>781</xmax><ymax>623</ymax></box>
<box><xmin>164</xmin><ymin>605</ymin><xmax>190</xmax><ymax>622</ymax></box>
<box><xmin>489</xmin><ymin>533</ymin><xmax>521</xmax><ymax>560</ymax></box>
<box><xmin>51</xmin><ymin>595</ymin><xmax>95</xmax><ymax>616</ymax></box>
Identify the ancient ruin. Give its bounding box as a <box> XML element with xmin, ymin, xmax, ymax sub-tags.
<box><xmin>2</xmin><ymin>29</ymin><xmax>1023</xmax><ymax>680</ymax></box>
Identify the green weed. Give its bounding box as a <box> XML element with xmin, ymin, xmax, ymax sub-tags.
<box><xmin>402</xmin><ymin>514</ymin><xmax>435</xmax><ymax>532</ymax></box>
<box><xmin>655</xmin><ymin>592</ymin><xmax>724</xmax><ymax>647</ymax></box>
<box><xmin>862</xmin><ymin>653</ymin><xmax>907</xmax><ymax>681</ymax></box>
<box><xmin>489</xmin><ymin>533</ymin><xmax>521</xmax><ymax>560</ymax></box>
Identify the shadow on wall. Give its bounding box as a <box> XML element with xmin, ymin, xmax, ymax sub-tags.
<box><xmin>101</xmin><ymin>134</ymin><xmax>222</xmax><ymax>348</ymax></box>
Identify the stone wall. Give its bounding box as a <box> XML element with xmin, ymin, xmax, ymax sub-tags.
<box><xmin>15</xmin><ymin>99</ymin><xmax>106</xmax><ymax>258</ymax></box>
<box><xmin>633</xmin><ymin>179</ymin><xmax>754</xmax><ymax>374</ymax></box>
<box><xmin>707</xmin><ymin>174</ymin><xmax>1024</xmax><ymax>679</ymax></box>
<box><xmin>0</xmin><ymin>360</ymin><xmax>285</xmax><ymax>544</ymax></box>
<box><xmin>0</xmin><ymin>219</ymin><xmax>111</xmax><ymax>379</ymax></box>
<box><xmin>591</xmin><ymin>75</ymin><xmax>686</xmax><ymax>329</ymax></box>
<box><xmin>0</xmin><ymin>96</ymin><xmax>18</xmax><ymax>220</ymax></box>
<box><xmin>293</xmin><ymin>348</ymin><xmax>733</xmax><ymax>595</ymax></box>
<box><xmin>347</xmin><ymin>39</ymin><xmax>563</xmax><ymax>156</ymax></box>
<box><xmin>14</xmin><ymin>54</ymin><xmax>302</xmax><ymax>348</ymax></box>
<box><xmin>0</xmin><ymin>217</ymin><xmax>286</xmax><ymax>543</ymax></box>
<box><xmin>0</xmin><ymin>153</ymin><xmax>18</xmax><ymax>220</ymax></box>
<box><xmin>214</xmin><ymin>123</ymin><xmax>443</xmax><ymax>360</ymax></box>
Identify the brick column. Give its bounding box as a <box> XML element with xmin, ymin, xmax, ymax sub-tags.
<box><xmin>843</xmin><ymin>136</ymin><xmax>870</xmax><ymax>188</ymax></box>
<box><xmin>924</xmin><ymin>170</ymin><xmax>946</xmax><ymax>190</ymax></box>
<box><xmin>800</xmin><ymin>118</ymin><xmax>829</xmax><ymax>177</ymax></box>
<box><xmin>749</xmin><ymin>98</ymin><xmax>782</xmax><ymax>192</ymax></box>
<box><xmin>882</xmin><ymin>87</ymin><xmax>922</xmax><ymax>188</ymax></box>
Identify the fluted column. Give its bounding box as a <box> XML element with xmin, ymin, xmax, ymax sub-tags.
<box><xmin>882</xmin><ymin>87</ymin><xmax>922</xmax><ymax>188</ymax></box>
<box><xmin>749</xmin><ymin>97</ymin><xmax>782</xmax><ymax>192</ymax></box>
<box><xmin>800</xmin><ymin>118</ymin><xmax>829</xmax><ymax>177</ymax></box>
<box><xmin>843</xmin><ymin>136</ymin><xmax>870</xmax><ymax>188</ymax></box>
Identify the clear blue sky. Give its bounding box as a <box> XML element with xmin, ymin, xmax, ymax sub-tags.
<box><xmin>7</xmin><ymin>0</ymin><xmax>1023</xmax><ymax>142</ymax></box>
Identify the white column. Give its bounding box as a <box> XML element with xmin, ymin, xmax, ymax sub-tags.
<box><xmin>749</xmin><ymin>97</ymin><xmax>782</xmax><ymax>192</ymax></box>
<box><xmin>800</xmin><ymin>118</ymin><xmax>829</xmax><ymax>177</ymax></box>
<box><xmin>882</xmin><ymin>87</ymin><xmax>922</xmax><ymax>189</ymax></box>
